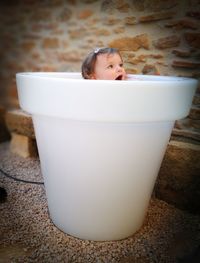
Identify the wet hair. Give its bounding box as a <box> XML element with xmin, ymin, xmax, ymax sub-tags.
<box><xmin>81</xmin><ymin>47</ymin><xmax>121</xmax><ymax>79</ymax></box>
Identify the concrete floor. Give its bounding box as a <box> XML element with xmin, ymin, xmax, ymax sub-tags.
<box><xmin>0</xmin><ymin>142</ymin><xmax>200</xmax><ymax>263</ymax></box>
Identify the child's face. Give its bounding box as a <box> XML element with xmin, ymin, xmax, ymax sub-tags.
<box><xmin>91</xmin><ymin>53</ymin><xmax>126</xmax><ymax>80</ymax></box>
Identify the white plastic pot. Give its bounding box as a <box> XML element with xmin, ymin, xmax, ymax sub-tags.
<box><xmin>16</xmin><ymin>73</ymin><xmax>197</xmax><ymax>241</ymax></box>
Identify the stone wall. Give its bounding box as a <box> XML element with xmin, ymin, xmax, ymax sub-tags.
<box><xmin>155</xmin><ymin>140</ymin><xmax>200</xmax><ymax>213</ymax></box>
<box><xmin>0</xmin><ymin>0</ymin><xmax>200</xmax><ymax>213</ymax></box>
<box><xmin>0</xmin><ymin>0</ymin><xmax>199</xmax><ymax>143</ymax></box>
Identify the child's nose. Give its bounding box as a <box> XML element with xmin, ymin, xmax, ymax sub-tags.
<box><xmin>116</xmin><ymin>65</ymin><xmax>122</xmax><ymax>71</ymax></box>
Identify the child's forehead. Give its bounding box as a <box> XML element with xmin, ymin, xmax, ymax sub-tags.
<box><xmin>98</xmin><ymin>53</ymin><xmax>122</xmax><ymax>61</ymax></box>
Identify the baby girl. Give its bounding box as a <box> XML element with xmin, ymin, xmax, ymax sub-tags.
<box><xmin>81</xmin><ymin>47</ymin><xmax>127</xmax><ymax>80</ymax></box>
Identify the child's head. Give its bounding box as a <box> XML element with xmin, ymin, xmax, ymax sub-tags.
<box><xmin>81</xmin><ymin>47</ymin><xmax>126</xmax><ymax>80</ymax></box>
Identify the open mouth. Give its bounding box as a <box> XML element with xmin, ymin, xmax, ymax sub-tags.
<box><xmin>115</xmin><ymin>75</ymin><xmax>123</xmax><ymax>80</ymax></box>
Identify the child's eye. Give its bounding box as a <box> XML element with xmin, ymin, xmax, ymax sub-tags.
<box><xmin>119</xmin><ymin>63</ymin><xmax>123</xmax><ymax>67</ymax></box>
<box><xmin>108</xmin><ymin>65</ymin><xmax>113</xmax><ymax>69</ymax></box>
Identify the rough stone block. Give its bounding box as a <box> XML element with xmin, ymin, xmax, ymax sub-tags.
<box><xmin>124</xmin><ymin>16</ymin><xmax>137</xmax><ymax>25</ymax></box>
<box><xmin>155</xmin><ymin>140</ymin><xmax>200</xmax><ymax>214</ymax></box>
<box><xmin>77</xmin><ymin>9</ymin><xmax>93</xmax><ymax>19</ymax></box>
<box><xmin>42</xmin><ymin>38</ymin><xmax>59</xmax><ymax>49</ymax></box>
<box><xmin>0</xmin><ymin>105</ymin><xmax>11</xmax><ymax>143</ymax></box>
<box><xmin>172</xmin><ymin>128</ymin><xmax>200</xmax><ymax>142</ymax></box>
<box><xmin>165</xmin><ymin>17</ymin><xmax>198</xmax><ymax>29</ymax></box>
<box><xmin>142</xmin><ymin>64</ymin><xmax>160</xmax><ymax>75</ymax></box>
<box><xmin>193</xmin><ymin>94</ymin><xmax>200</xmax><ymax>105</ymax></box>
<box><xmin>5</xmin><ymin>109</ymin><xmax>37</xmax><ymax>158</ymax></box>
<box><xmin>139</xmin><ymin>11</ymin><xmax>174</xmax><ymax>22</ymax></box>
<box><xmin>189</xmin><ymin>106</ymin><xmax>200</xmax><ymax>120</ymax></box>
<box><xmin>185</xmin><ymin>32</ymin><xmax>200</xmax><ymax>49</ymax></box>
<box><xmin>172</xmin><ymin>49</ymin><xmax>191</xmax><ymax>58</ymax></box>
<box><xmin>172</xmin><ymin>60</ymin><xmax>200</xmax><ymax>69</ymax></box>
<box><xmin>186</xmin><ymin>11</ymin><xmax>200</xmax><ymax>19</ymax></box>
<box><xmin>10</xmin><ymin>132</ymin><xmax>37</xmax><ymax>158</ymax></box>
<box><xmin>153</xmin><ymin>35</ymin><xmax>180</xmax><ymax>49</ymax></box>
<box><xmin>5</xmin><ymin>109</ymin><xmax>35</xmax><ymax>139</ymax></box>
<box><xmin>109</xmin><ymin>34</ymin><xmax>149</xmax><ymax>51</ymax></box>
<box><xmin>59</xmin><ymin>7</ymin><xmax>72</xmax><ymax>21</ymax></box>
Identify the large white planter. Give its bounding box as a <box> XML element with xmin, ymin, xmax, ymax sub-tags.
<box><xmin>16</xmin><ymin>73</ymin><xmax>197</xmax><ymax>241</ymax></box>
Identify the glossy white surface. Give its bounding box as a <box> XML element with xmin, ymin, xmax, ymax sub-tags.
<box><xmin>16</xmin><ymin>72</ymin><xmax>197</xmax><ymax>240</ymax></box>
<box><xmin>16</xmin><ymin>72</ymin><xmax>197</xmax><ymax>122</ymax></box>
